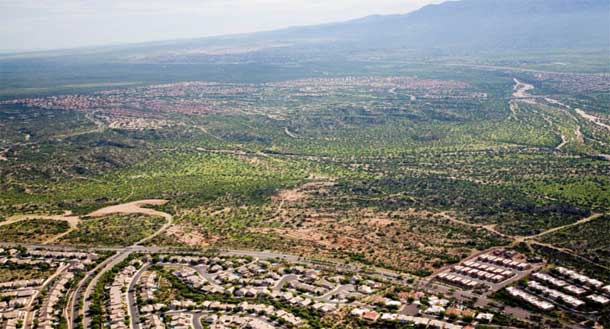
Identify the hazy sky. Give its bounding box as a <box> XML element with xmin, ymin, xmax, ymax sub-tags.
<box><xmin>0</xmin><ymin>0</ymin><xmax>445</xmax><ymax>52</ymax></box>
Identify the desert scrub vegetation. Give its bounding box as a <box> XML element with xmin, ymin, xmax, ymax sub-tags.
<box><xmin>60</xmin><ymin>214</ymin><xmax>165</xmax><ymax>246</ymax></box>
<box><xmin>157</xmin><ymin>181</ymin><xmax>512</xmax><ymax>274</ymax></box>
<box><xmin>0</xmin><ymin>151</ymin><xmax>315</xmax><ymax>214</ymax></box>
<box><xmin>538</xmin><ymin>215</ymin><xmax>610</xmax><ymax>268</ymax></box>
<box><xmin>0</xmin><ymin>219</ymin><xmax>70</xmax><ymax>243</ymax></box>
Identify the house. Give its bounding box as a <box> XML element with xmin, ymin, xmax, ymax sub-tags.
<box><xmin>445</xmin><ymin>307</ymin><xmax>462</xmax><ymax>317</ymax></box>
<box><xmin>358</xmin><ymin>285</ymin><xmax>374</xmax><ymax>294</ymax></box>
<box><xmin>385</xmin><ymin>300</ymin><xmax>402</xmax><ymax>308</ymax></box>
<box><xmin>587</xmin><ymin>295</ymin><xmax>610</xmax><ymax>305</ymax></box>
<box><xmin>475</xmin><ymin>312</ymin><xmax>494</xmax><ymax>323</ymax></box>
<box><xmin>424</xmin><ymin>305</ymin><xmax>445</xmax><ymax>315</ymax></box>
<box><xmin>362</xmin><ymin>310</ymin><xmax>380</xmax><ymax>322</ymax></box>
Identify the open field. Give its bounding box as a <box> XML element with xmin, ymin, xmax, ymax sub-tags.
<box><xmin>59</xmin><ymin>214</ymin><xmax>165</xmax><ymax>246</ymax></box>
<box><xmin>0</xmin><ymin>219</ymin><xmax>70</xmax><ymax>243</ymax></box>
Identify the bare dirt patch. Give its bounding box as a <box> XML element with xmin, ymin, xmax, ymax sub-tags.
<box><xmin>249</xmin><ymin>205</ymin><xmax>507</xmax><ymax>273</ymax></box>
<box><xmin>165</xmin><ymin>224</ymin><xmax>215</xmax><ymax>246</ymax></box>
<box><xmin>87</xmin><ymin>199</ymin><xmax>170</xmax><ymax>218</ymax></box>
<box><xmin>273</xmin><ymin>181</ymin><xmax>336</xmax><ymax>204</ymax></box>
<box><xmin>4</xmin><ymin>200</ymin><xmax>173</xmax><ymax>246</ymax></box>
<box><xmin>275</xmin><ymin>189</ymin><xmax>306</xmax><ymax>203</ymax></box>
<box><xmin>86</xmin><ymin>199</ymin><xmax>172</xmax><ymax>245</ymax></box>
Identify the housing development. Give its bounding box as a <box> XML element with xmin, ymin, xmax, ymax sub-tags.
<box><xmin>0</xmin><ymin>210</ymin><xmax>608</xmax><ymax>329</ymax></box>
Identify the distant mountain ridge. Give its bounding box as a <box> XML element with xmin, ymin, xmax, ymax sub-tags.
<box><xmin>258</xmin><ymin>0</ymin><xmax>610</xmax><ymax>50</ymax></box>
<box><xmin>2</xmin><ymin>0</ymin><xmax>608</xmax><ymax>61</ymax></box>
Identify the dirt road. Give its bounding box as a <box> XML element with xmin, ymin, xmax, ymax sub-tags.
<box><xmin>87</xmin><ymin>199</ymin><xmax>173</xmax><ymax>245</ymax></box>
<box><xmin>1</xmin><ymin>212</ymin><xmax>81</xmax><ymax>244</ymax></box>
<box><xmin>527</xmin><ymin>213</ymin><xmax>603</xmax><ymax>240</ymax></box>
<box><xmin>2</xmin><ymin>200</ymin><xmax>173</xmax><ymax>245</ymax></box>
<box><xmin>436</xmin><ymin>211</ymin><xmax>510</xmax><ymax>239</ymax></box>
<box><xmin>512</xmin><ymin>78</ymin><xmax>535</xmax><ymax>99</ymax></box>
<box><xmin>1</xmin><ymin>211</ymin><xmax>80</xmax><ymax>228</ymax></box>
<box><xmin>556</xmin><ymin>134</ymin><xmax>568</xmax><ymax>151</ymax></box>
<box><xmin>284</xmin><ymin>127</ymin><xmax>300</xmax><ymax>139</ymax></box>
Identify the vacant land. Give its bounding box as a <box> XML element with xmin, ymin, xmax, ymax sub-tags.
<box><xmin>0</xmin><ymin>219</ymin><xmax>70</xmax><ymax>243</ymax></box>
<box><xmin>537</xmin><ymin>215</ymin><xmax>610</xmax><ymax>268</ymax></box>
<box><xmin>60</xmin><ymin>214</ymin><xmax>165</xmax><ymax>246</ymax></box>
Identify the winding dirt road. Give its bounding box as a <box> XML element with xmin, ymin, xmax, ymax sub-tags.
<box><xmin>556</xmin><ymin>134</ymin><xmax>568</xmax><ymax>151</ymax></box>
<box><xmin>436</xmin><ymin>211</ymin><xmax>510</xmax><ymax>239</ymax></box>
<box><xmin>512</xmin><ymin>78</ymin><xmax>535</xmax><ymax>99</ymax></box>
<box><xmin>0</xmin><ymin>212</ymin><xmax>81</xmax><ymax>244</ymax></box>
<box><xmin>1</xmin><ymin>212</ymin><xmax>80</xmax><ymax>229</ymax></box>
<box><xmin>2</xmin><ymin>200</ymin><xmax>173</xmax><ymax>329</ymax></box>
<box><xmin>87</xmin><ymin>199</ymin><xmax>173</xmax><ymax>245</ymax></box>
<box><xmin>1</xmin><ymin>199</ymin><xmax>173</xmax><ymax>246</ymax></box>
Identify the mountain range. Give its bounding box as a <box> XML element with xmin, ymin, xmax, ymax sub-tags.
<box><xmin>108</xmin><ymin>0</ymin><xmax>610</xmax><ymax>63</ymax></box>
<box><xmin>3</xmin><ymin>0</ymin><xmax>608</xmax><ymax>62</ymax></box>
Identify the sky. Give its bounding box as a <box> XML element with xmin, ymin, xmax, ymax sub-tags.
<box><xmin>0</xmin><ymin>0</ymin><xmax>445</xmax><ymax>52</ymax></box>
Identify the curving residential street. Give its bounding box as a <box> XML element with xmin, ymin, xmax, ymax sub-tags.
<box><xmin>127</xmin><ymin>263</ymin><xmax>150</xmax><ymax>329</ymax></box>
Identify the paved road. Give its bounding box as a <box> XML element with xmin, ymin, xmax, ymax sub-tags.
<box><xmin>81</xmin><ymin>250</ymin><xmax>133</xmax><ymax>329</ymax></box>
<box><xmin>192</xmin><ymin>312</ymin><xmax>204</xmax><ymax>329</ymax></box>
<box><xmin>65</xmin><ymin>251</ymin><xmax>127</xmax><ymax>329</ymax></box>
<box><xmin>14</xmin><ymin>242</ymin><xmax>410</xmax><ymax>328</ymax></box>
<box><xmin>8</xmin><ymin>240</ymin><xmax>593</xmax><ymax>329</ymax></box>
<box><xmin>272</xmin><ymin>274</ymin><xmax>298</xmax><ymax>290</ymax></box>
<box><xmin>60</xmin><ymin>199</ymin><xmax>175</xmax><ymax>329</ymax></box>
<box><xmin>220</xmin><ymin>250</ymin><xmax>300</xmax><ymax>262</ymax></box>
<box><xmin>315</xmin><ymin>284</ymin><xmax>355</xmax><ymax>303</ymax></box>
<box><xmin>65</xmin><ymin>273</ymin><xmax>85</xmax><ymax>329</ymax></box>
<box><xmin>0</xmin><ymin>242</ymin><xmax>123</xmax><ymax>252</ymax></box>
<box><xmin>168</xmin><ymin>311</ymin><xmax>205</xmax><ymax>329</ymax></box>
<box><xmin>192</xmin><ymin>265</ymin><xmax>225</xmax><ymax>290</ymax></box>
<box><xmin>11</xmin><ymin>203</ymin><xmax>603</xmax><ymax>329</ymax></box>
<box><xmin>128</xmin><ymin>263</ymin><xmax>149</xmax><ymax>329</ymax></box>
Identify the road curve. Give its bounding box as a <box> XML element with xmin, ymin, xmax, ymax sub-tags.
<box><xmin>81</xmin><ymin>250</ymin><xmax>133</xmax><ymax>329</ymax></box>
<box><xmin>128</xmin><ymin>264</ymin><xmax>149</xmax><ymax>329</ymax></box>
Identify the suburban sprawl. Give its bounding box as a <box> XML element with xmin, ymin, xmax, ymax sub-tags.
<box><xmin>0</xmin><ymin>240</ymin><xmax>609</xmax><ymax>329</ymax></box>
